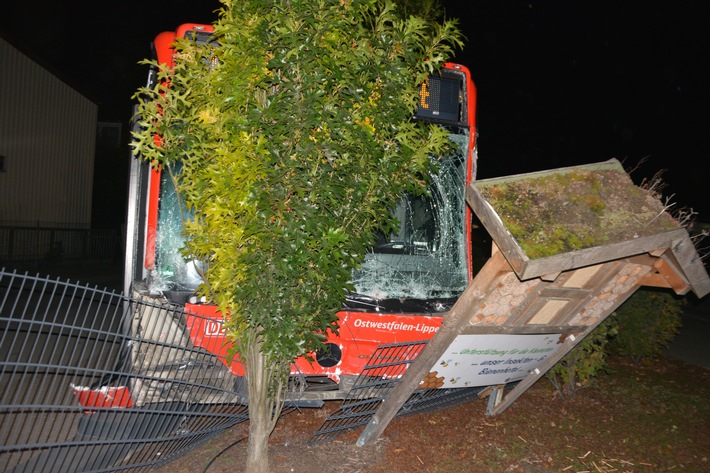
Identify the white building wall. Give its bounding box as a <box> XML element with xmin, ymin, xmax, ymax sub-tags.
<box><xmin>0</xmin><ymin>36</ymin><xmax>98</xmax><ymax>229</ymax></box>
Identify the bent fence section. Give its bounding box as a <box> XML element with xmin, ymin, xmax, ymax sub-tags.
<box><xmin>0</xmin><ymin>269</ymin><xmax>249</xmax><ymax>473</ymax></box>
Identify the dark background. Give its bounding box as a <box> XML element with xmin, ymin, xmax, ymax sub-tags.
<box><xmin>2</xmin><ymin>0</ymin><xmax>708</xmax><ymax>225</ymax></box>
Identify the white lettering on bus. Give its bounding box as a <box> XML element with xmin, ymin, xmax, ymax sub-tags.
<box><xmin>352</xmin><ymin>318</ymin><xmax>439</xmax><ymax>334</ymax></box>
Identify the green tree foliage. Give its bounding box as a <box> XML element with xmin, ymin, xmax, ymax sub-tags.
<box><xmin>546</xmin><ymin>288</ymin><xmax>685</xmax><ymax>398</ymax></box>
<box><xmin>131</xmin><ymin>1</ymin><xmax>462</xmax><ymax>471</ymax></box>
<box><xmin>546</xmin><ymin>318</ymin><xmax>618</xmax><ymax>399</ymax></box>
<box><xmin>610</xmin><ymin>288</ymin><xmax>684</xmax><ymax>362</ymax></box>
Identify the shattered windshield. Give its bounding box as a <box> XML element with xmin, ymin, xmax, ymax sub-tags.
<box><xmin>151</xmin><ymin>164</ymin><xmax>202</xmax><ymax>294</ymax></box>
<box><xmin>152</xmin><ymin>130</ymin><xmax>470</xmax><ymax>307</ymax></box>
<box><xmin>349</xmin><ymin>130</ymin><xmax>470</xmax><ymax>305</ymax></box>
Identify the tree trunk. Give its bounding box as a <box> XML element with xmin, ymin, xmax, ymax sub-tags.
<box><xmin>243</xmin><ymin>334</ymin><xmax>286</xmax><ymax>473</ymax></box>
<box><xmin>245</xmin><ymin>410</ymin><xmax>271</xmax><ymax>473</ymax></box>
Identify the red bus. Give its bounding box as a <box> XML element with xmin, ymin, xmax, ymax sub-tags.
<box><xmin>123</xmin><ymin>23</ymin><xmax>478</xmax><ymax>401</ymax></box>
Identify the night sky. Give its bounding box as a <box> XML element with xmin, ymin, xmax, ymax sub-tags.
<box><xmin>3</xmin><ymin>0</ymin><xmax>708</xmax><ymax>218</ymax></box>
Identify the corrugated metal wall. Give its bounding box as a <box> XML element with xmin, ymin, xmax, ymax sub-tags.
<box><xmin>0</xmin><ymin>36</ymin><xmax>98</xmax><ymax>229</ymax></box>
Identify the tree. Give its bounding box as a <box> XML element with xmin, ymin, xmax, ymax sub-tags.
<box><xmin>546</xmin><ymin>318</ymin><xmax>618</xmax><ymax>399</ymax></box>
<box><xmin>610</xmin><ymin>288</ymin><xmax>684</xmax><ymax>363</ymax></box>
<box><xmin>131</xmin><ymin>0</ymin><xmax>463</xmax><ymax>471</ymax></box>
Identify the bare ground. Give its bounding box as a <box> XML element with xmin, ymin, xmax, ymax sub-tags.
<box><xmin>153</xmin><ymin>355</ymin><xmax>710</xmax><ymax>473</ymax></box>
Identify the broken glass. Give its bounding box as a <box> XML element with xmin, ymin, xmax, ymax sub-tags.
<box><xmin>151</xmin><ymin>129</ymin><xmax>471</xmax><ymax>309</ymax></box>
<box><xmin>151</xmin><ymin>163</ymin><xmax>202</xmax><ymax>295</ymax></box>
<box><xmin>349</xmin><ymin>130</ymin><xmax>470</xmax><ymax>307</ymax></box>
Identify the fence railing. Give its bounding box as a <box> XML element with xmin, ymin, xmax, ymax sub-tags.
<box><xmin>0</xmin><ymin>227</ymin><xmax>120</xmax><ymax>263</ymax></box>
<box><xmin>0</xmin><ymin>269</ymin><xmax>249</xmax><ymax>473</ymax></box>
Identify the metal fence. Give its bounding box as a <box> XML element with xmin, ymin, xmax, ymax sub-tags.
<box><xmin>308</xmin><ymin>341</ymin><xmax>486</xmax><ymax>446</ymax></box>
<box><xmin>0</xmin><ymin>269</ymin><xmax>249</xmax><ymax>473</ymax></box>
<box><xmin>0</xmin><ymin>227</ymin><xmax>120</xmax><ymax>263</ymax></box>
<box><xmin>0</xmin><ymin>268</ymin><xmax>498</xmax><ymax>472</ymax></box>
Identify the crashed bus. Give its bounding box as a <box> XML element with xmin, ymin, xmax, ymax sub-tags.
<box><xmin>119</xmin><ymin>22</ymin><xmax>481</xmax><ymax>405</ymax></box>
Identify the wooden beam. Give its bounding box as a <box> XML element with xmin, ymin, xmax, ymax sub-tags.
<box><xmin>669</xmin><ymin>232</ymin><xmax>710</xmax><ymax>297</ymax></box>
<box><xmin>540</xmin><ymin>271</ymin><xmax>561</xmax><ymax>282</ymax></box>
<box><xmin>637</xmin><ymin>272</ymin><xmax>673</xmax><ymax>290</ymax></box>
<box><xmin>460</xmin><ymin>324</ymin><xmax>584</xmax><ymax>336</ymax></box>
<box><xmin>654</xmin><ymin>251</ymin><xmax>691</xmax><ymax>295</ymax></box>
<box><xmin>632</xmin><ymin>250</ymin><xmax>691</xmax><ymax>294</ymax></box>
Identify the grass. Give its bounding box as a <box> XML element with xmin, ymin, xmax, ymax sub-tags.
<box><xmin>368</xmin><ymin>355</ymin><xmax>710</xmax><ymax>473</ymax></box>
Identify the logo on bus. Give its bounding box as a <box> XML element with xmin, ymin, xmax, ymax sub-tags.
<box><xmin>205</xmin><ymin>320</ymin><xmax>225</xmax><ymax>336</ymax></box>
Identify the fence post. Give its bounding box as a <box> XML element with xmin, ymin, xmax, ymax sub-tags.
<box><xmin>83</xmin><ymin>229</ymin><xmax>89</xmax><ymax>258</ymax></box>
<box><xmin>8</xmin><ymin>228</ymin><xmax>14</xmax><ymax>258</ymax></box>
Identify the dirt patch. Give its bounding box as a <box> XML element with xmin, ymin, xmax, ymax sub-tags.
<box><xmin>153</xmin><ymin>355</ymin><xmax>710</xmax><ymax>473</ymax></box>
